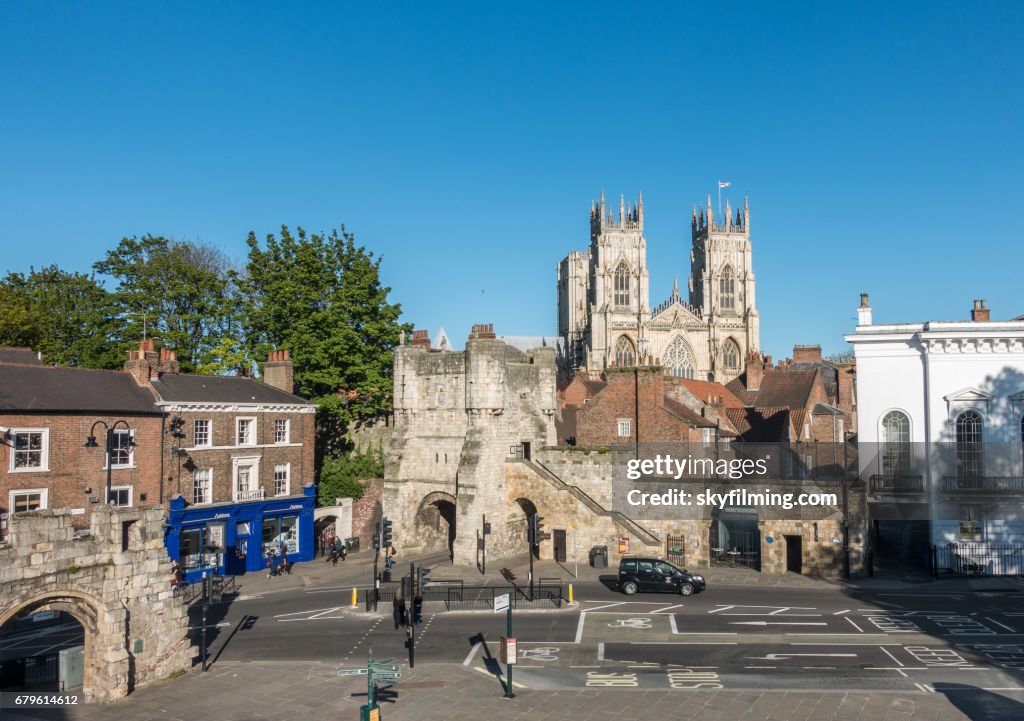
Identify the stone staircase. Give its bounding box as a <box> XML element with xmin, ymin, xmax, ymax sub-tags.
<box><xmin>523</xmin><ymin>459</ymin><xmax>661</xmax><ymax>549</ymax></box>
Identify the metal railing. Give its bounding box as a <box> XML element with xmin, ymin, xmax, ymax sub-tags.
<box><xmin>234</xmin><ymin>488</ymin><xmax>266</xmax><ymax>502</ymax></box>
<box><xmin>869</xmin><ymin>474</ymin><xmax>925</xmax><ymax>493</ymax></box>
<box><xmin>941</xmin><ymin>476</ymin><xmax>1024</xmax><ymax>493</ymax></box>
<box><xmin>371</xmin><ymin>579</ymin><xmax>563</xmax><ymax>610</ymax></box>
<box><xmin>932</xmin><ymin>544</ymin><xmax>1024</xmax><ymax>577</ymax></box>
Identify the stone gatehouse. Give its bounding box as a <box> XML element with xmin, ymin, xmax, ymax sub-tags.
<box><xmin>0</xmin><ymin>507</ymin><xmax>191</xmax><ymax>702</ymax></box>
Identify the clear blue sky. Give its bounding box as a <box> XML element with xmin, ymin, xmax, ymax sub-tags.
<box><xmin>2</xmin><ymin>2</ymin><xmax>1021</xmax><ymax>359</ymax></box>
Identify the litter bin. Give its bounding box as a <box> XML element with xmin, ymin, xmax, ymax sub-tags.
<box><xmin>590</xmin><ymin>545</ymin><xmax>608</xmax><ymax>568</ymax></box>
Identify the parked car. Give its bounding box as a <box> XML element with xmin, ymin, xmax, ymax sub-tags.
<box><xmin>618</xmin><ymin>557</ymin><xmax>706</xmax><ymax>596</ymax></box>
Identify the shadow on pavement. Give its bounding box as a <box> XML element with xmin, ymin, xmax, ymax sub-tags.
<box><xmin>207</xmin><ymin>614</ymin><xmax>258</xmax><ymax>669</ymax></box>
<box><xmin>934</xmin><ymin>683</ymin><xmax>1024</xmax><ymax>721</ymax></box>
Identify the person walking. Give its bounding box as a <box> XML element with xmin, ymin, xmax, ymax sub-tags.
<box><xmin>266</xmin><ymin>549</ymin><xmax>276</xmax><ymax>579</ymax></box>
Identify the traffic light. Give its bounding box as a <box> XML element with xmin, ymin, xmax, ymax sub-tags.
<box><xmin>529</xmin><ymin>514</ymin><xmax>550</xmax><ymax>546</ymax></box>
<box><xmin>373</xmin><ymin>517</ymin><xmax>382</xmax><ymax>551</ymax></box>
<box><xmin>382</xmin><ymin>516</ymin><xmax>393</xmax><ymax>549</ymax></box>
<box><xmin>412</xmin><ymin>595</ymin><xmax>423</xmax><ymax>626</ymax></box>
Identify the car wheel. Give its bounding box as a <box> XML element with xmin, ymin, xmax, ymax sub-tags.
<box><xmin>679</xmin><ymin>583</ymin><xmax>694</xmax><ymax>596</ymax></box>
<box><xmin>622</xmin><ymin>581</ymin><xmax>638</xmax><ymax>596</ymax></box>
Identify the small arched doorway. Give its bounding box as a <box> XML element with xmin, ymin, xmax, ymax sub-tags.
<box><xmin>515</xmin><ymin>498</ymin><xmax>540</xmax><ymax>559</ymax></box>
<box><xmin>0</xmin><ymin>593</ymin><xmax>103</xmax><ymax>700</ymax></box>
<box><xmin>314</xmin><ymin>515</ymin><xmax>338</xmax><ymax>557</ymax></box>
<box><xmin>415</xmin><ymin>492</ymin><xmax>457</xmax><ymax>560</ymax></box>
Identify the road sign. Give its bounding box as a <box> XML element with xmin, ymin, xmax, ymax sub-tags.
<box><xmin>371</xmin><ymin>664</ymin><xmax>399</xmax><ymax>673</ymax></box>
<box><xmin>500</xmin><ymin>636</ymin><xmax>518</xmax><ymax>665</ymax></box>
<box><xmin>495</xmin><ymin>593</ymin><xmax>510</xmax><ymax>613</ymax></box>
<box><xmin>338</xmin><ymin>669</ymin><xmax>369</xmax><ymax>676</ymax></box>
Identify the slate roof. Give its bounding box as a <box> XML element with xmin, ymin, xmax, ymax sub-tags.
<box><xmin>662</xmin><ymin>397</ymin><xmax>717</xmax><ymax>428</ymax></box>
<box><xmin>0</xmin><ymin>346</ymin><xmax>42</xmax><ymax>365</ymax></box>
<box><xmin>149</xmin><ymin>374</ymin><xmax>313</xmax><ymax>405</ymax></box>
<box><xmin>0</xmin><ymin>364</ymin><xmax>160</xmax><ymax>414</ymax></box>
<box><xmin>725</xmin><ymin>374</ymin><xmax>759</xmax><ymax>405</ymax></box>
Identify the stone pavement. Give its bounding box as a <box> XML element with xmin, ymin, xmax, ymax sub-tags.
<box><xmin>7</xmin><ymin>659</ymin><xmax>1019</xmax><ymax>721</ymax></box>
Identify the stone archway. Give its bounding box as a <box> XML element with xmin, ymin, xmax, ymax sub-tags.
<box><xmin>415</xmin><ymin>492</ymin><xmax>457</xmax><ymax>559</ymax></box>
<box><xmin>514</xmin><ymin>498</ymin><xmax>540</xmax><ymax>559</ymax></box>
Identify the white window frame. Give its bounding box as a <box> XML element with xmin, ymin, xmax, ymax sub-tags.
<box><xmin>273</xmin><ymin>463</ymin><xmax>291</xmax><ymax>496</ymax></box>
<box><xmin>193</xmin><ymin>419</ymin><xmax>212</xmax><ymax>448</ymax></box>
<box><xmin>107</xmin><ymin>485</ymin><xmax>133</xmax><ymax>507</ymax></box>
<box><xmin>192</xmin><ymin>468</ymin><xmax>212</xmax><ymax>505</ymax></box>
<box><xmin>274</xmin><ymin>419</ymin><xmax>290</xmax><ymax>444</ymax></box>
<box><xmin>107</xmin><ymin>429</ymin><xmax>135</xmax><ymax>469</ymax></box>
<box><xmin>232</xmin><ymin>456</ymin><xmax>262</xmax><ymax>501</ymax></box>
<box><xmin>236</xmin><ymin>417</ymin><xmax>257</xmax><ymax>447</ymax></box>
<box><xmin>9</xmin><ymin>488</ymin><xmax>49</xmax><ymax>514</ymax></box>
<box><xmin>617</xmin><ymin>419</ymin><xmax>631</xmax><ymax>438</ymax></box>
<box><xmin>9</xmin><ymin>428</ymin><xmax>49</xmax><ymax>473</ymax></box>
<box><xmin>702</xmin><ymin>428</ymin><xmax>712</xmax><ymax>447</ymax></box>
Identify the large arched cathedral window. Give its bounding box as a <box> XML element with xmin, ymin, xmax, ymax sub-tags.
<box><xmin>721</xmin><ymin>339</ymin><xmax>740</xmax><ymax>371</ymax></box>
<box><xmin>663</xmin><ymin>336</ymin><xmax>695</xmax><ymax>379</ymax></box>
<box><xmin>719</xmin><ymin>266</ymin><xmax>735</xmax><ymax>310</ymax></box>
<box><xmin>614</xmin><ymin>336</ymin><xmax>635</xmax><ymax>367</ymax></box>
<box><xmin>614</xmin><ymin>262</ymin><xmax>630</xmax><ymax>307</ymax></box>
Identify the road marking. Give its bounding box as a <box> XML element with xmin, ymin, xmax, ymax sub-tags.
<box><xmin>574</xmin><ymin>613</ymin><xmax>586</xmax><ymax>643</ymax></box>
<box><xmin>834</xmin><ymin>609</ymin><xmax>851</xmax><ymax>615</ymax></box>
<box><xmin>730</xmin><ymin>621</ymin><xmax>827</xmax><ymax>627</ymax></box>
<box><xmin>987</xmin><ymin>617</ymin><xmax>1017</xmax><ymax>633</ymax></box>
<box><xmin>473</xmin><ymin>665</ymin><xmax>526</xmax><ymax>688</ymax></box>
<box><xmin>597</xmin><ymin>643</ymin><xmax>605</xmax><ymax>661</ymax></box>
<box><xmin>650</xmin><ymin>604</ymin><xmax>685</xmax><ymax>614</ymax></box>
<box><xmin>709</xmin><ymin>605</ymin><xmax>734</xmax><ymax>614</ymax></box>
<box><xmin>745</xmin><ymin>654</ymin><xmax>856</xmax><ymax>660</ymax></box>
<box><xmin>186</xmin><ymin>622</ymin><xmax>231</xmax><ymax>631</ymax></box>
<box><xmin>585</xmin><ymin>602</ymin><xmax>627</xmax><ymax>612</ymax></box>
<box><xmin>845</xmin><ymin>617</ymin><xmax>865</xmax><ymax>633</ymax></box>
<box><xmin>607</xmin><ymin>617</ymin><xmax>653</xmax><ymax>629</ymax></box>
<box><xmin>463</xmin><ymin>642</ymin><xmax>482</xmax><ymax>666</ymax></box>
<box><xmin>274</xmin><ymin>606</ymin><xmax>343</xmax><ymax>618</ymax></box>
<box><xmin>632</xmin><ymin>641</ymin><xmax>738</xmax><ymax>645</ymax></box>
<box><xmin>880</xmin><ymin>646</ymin><xmax>904</xmax><ymax>667</ymax></box>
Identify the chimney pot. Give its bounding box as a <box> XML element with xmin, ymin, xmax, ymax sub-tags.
<box><xmin>971</xmin><ymin>299</ymin><xmax>991</xmax><ymax>322</ymax></box>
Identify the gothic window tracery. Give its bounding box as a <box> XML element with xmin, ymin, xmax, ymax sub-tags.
<box><xmin>721</xmin><ymin>339</ymin><xmax>740</xmax><ymax>371</ymax></box>
<box><xmin>614</xmin><ymin>336</ymin><xmax>635</xmax><ymax>367</ymax></box>
<box><xmin>663</xmin><ymin>336</ymin><xmax>695</xmax><ymax>379</ymax></box>
<box><xmin>720</xmin><ymin>265</ymin><xmax>735</xmax><ymax>310</ymax></box>
<box><xmin>614</xmin><ymin>262</ymin><xmax>631</xmax><ymax>307</ymax></box>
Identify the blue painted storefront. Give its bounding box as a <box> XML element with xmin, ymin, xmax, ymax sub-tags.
<box><xmin>165</xmin><ymin>484</ymin><xmax>316</xmax><ymax>583</ymax></box>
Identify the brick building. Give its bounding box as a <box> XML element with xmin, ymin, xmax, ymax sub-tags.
<box><xmin>0</xmin><ymin>359</ymin><xmax>165</xmax><ymax>540</ymax></box>
<box><xmin>119</xmin><ymin>342</ymin><xmax>318</xmax><ymax>581</ymax></box>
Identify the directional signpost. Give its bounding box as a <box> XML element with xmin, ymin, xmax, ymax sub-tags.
<box><xmin>349</xmin><ymin>648</ymin><xmax>400</xmax><ymax>721</ymax></box>
<box><xmin>495</xmin><ymin>592</ymin><xmax>514</xmax><ymax>699</ymax></box>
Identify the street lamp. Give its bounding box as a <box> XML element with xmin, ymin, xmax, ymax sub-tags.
<box><xmin>84</xmin><ymin>420</ymin><xmax>135</xmax><ymax>505</ymax></box>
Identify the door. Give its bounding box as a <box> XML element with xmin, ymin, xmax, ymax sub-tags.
<box><xmin>635</xmin><ymin>560</ymin><xmax>657</xmax><ymax>591</ymax></box>
<box><xmin>553</xmin><ymin>530</ymin><xmax>567</xmax><ymax>562</ymax></box>
<box><xmin>522</xmin><ymin>442</ymin><xmax>531</xmax><ymax>461</ymax></box>
<box><xmin>785</xmin><ymin>535</ymin><xmax>803</xmax><ymax>574</ymax></box>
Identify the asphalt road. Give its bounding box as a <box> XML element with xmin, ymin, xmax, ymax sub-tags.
<box><xmin>182</xmin><ymin>573</ymin><xmax>1024</xmax><ymax>696</ymax></box>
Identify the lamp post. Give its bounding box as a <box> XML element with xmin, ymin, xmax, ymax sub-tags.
<box><xmin>84</xmin><ymin>420</ymin><xmax>135</xmax><ymax>505</ymax></box>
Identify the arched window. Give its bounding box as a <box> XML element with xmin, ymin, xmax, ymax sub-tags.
<box><xmin>614</xmin><ymin>336</ymin><xmax>635</xmax><ymax>367</ymax></box>
<box><xmin>721</xmin><ymin>339</ymin><xmax>740</xmax><ymax>371</ymax></box>
<box><xmin>956</xmin><ymin>410</ymin><xmax>983</xmax><ymax>479</ymax></box>
<box><xmin>881</xmin><ymin>410</ymin><xmax>910</xmax><ymax>476</ymax></box>
<box><xmin>614</xmin><ymin>262</ymin><xmax>631</xmax><ymax>307</ymax></box>
<box><xmin>662</xmin><ymin>336</ymin><xmax>695</xmax><ymax>379</ymax></box>
<box><xmin>719</xmin><ymin>266</ymin><xmax>735</xmax><ymax>310</ymax></box>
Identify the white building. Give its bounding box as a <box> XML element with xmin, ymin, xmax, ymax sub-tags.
<box><xmin>846</xmin><ymin>295</ymin><xmax>1024</xmax><ymax>563</ymax></box>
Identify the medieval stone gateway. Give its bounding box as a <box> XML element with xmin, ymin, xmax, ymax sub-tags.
<box><xmin>0</xmin><ymin>507</ymin><xmax>191</xmax><ymax>702</ymax></box>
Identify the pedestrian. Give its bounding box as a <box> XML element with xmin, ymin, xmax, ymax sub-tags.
<box><xmin>266</xmin><ymin>550</ymin><xmax>276</xmax><ymax>579</ymax></box>
<box><xmin>335</xmin><ymin>538</ymin><xmax>345</xmax><ymax>562</ymax></box>
<box><xmin>330</xmin><ymin>546</ymin><xmax>339</xmax><ymax>566</ymax></box>
<box><xmin>392</xmin><ymin>593</ymin><xmax>403</xmax><ymax>629</ymax></box>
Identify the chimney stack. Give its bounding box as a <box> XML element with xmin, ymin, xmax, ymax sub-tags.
<box><xmin>468</xmin><ymin>323</ymin><xmax>496</xmax><ymax>341</ymax></box>
<box><xmin>971</xmin><ymin>299</ymin><xmax>990</xmax><ymax>322</ymax></box>
<box><xmin>410</xmin><ymin>330</ymin><xmax>431</xmax><ymax>349</ymax></box>
<box><xmin>745</xmin><ymin>351</ymin><xmax>765</xmax><ymax>392</ymax></box>
<box><xmin>263</xmin><ymin>349</ymin><xmax>295</xmax><ymax>394</ymax></box>
<box><xmin>857</xmin><ymin>293</ymin><xmax>872</xmax><ymax>326</ymax></box>
<box><xmin>792</xmin><ymin>345</ymin><xmax>822</xmax><ymax>364</ymax></box>
<box><xmin>124</xmin><ymin>339</ymin><xmax>178</xmax><ymax>385</ymax></box>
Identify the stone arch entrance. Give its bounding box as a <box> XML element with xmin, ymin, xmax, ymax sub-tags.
<box><xmin>314</xmin><ymin>515</ymin><xmax>338</xmax><ymax>556</ymax></box>
<box><xmin>0</xmin><ymin>591</ymin><xmax>106</xmax><ymax>699</ymax></box>
<box><xmin>415</xmin><ymin>492</ymin><xmax>457</xmax><ymax>559</ymax></box>
<box><xmin>514</xmin><ymin>498</ymin><xmax>540</xmax><ymax>559</ymax></box>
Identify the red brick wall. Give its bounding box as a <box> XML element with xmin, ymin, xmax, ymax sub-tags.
<box><xmin>562</xmin><ymin>377</ymin><xmax>596</xmax><ymax>407</ymax></box>
<box><xmin>0</xmin><ymin>412</ymin><xmax>165</xmax><ymax>534</ymax></box>
<box><xmin>575</xmin><ymin>370</ymin><xmax>704</xmax><ymax>446</ymax></box>
<box><xmin>164</xmin><ymin>410</ymin><xmax>316</xmax><ymax>505</ymax></box>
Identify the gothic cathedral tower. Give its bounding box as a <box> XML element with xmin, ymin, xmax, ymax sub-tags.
<box><xmin>689</xmin><ymin>195</ymin><xmax>760</xmax><ymax>381</ymax></box>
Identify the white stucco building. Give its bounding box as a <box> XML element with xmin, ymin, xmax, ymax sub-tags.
<box><xmin>846</xmin><ymin>295</ymin><xmax>1024</xmax><ymax>561</ymax></box>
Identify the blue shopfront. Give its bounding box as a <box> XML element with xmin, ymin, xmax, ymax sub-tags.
<box><xmin>165</xmin><ymin>484</ymin><xmax>316</xmax><ymax>582</ymax></box>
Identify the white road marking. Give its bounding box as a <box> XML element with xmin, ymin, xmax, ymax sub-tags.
<box><xmin>597</xmin><ymin>642</ymin><xmax>605</xmax><ymax>661</ymax></box>
<box><xmin>472</xmin><ymin>665</ymin><xmax>527</xmax><ymax>688</ymax></box>
<box><xmin>575</xmin><ymin>613</ymin><xmax>586</xmax><ymax>643</ymax></box>
<box><xmin>584</xmin><ymin>602</ymin><xmax>627</xmax><ymax>612</ymax></box>
<box><xmin>833</xmin><ymin>609</ymin><xmax>851</xmax><ymax>615</ymax></box>
<box><xmin>745</xmin><ymin>653</ymin><xmax>856</xmax><ymax>660</ymax></box>
<box><xmin>274</xmin><ymin>606</ymin><xmax>343</xmax><ymax>618</ymax></box>
<box><xmin>987</xmin><ymin>617</ymin><xmax>1017</xmax><ymax>633</ymax></box>
<box><xmin>463</xmin><ymin>642</ymin><xmax>482</xmax><ymax>666</ymax></box>
<box><xmin>650</xmin><ymin>604</ymin><xmax>685</xmax><ymax>614</ymax></box>
<box><xmin>845</xmin><ymin>617</ymin><xmax>865</xmax><ymax>633</ymax></box>
<box><xmin>709</xmin><ymin>605</ymin><xmax>734</xmax><ymax>614</ymax></box>
<box><xmin>730</xmin><ymin>621</ymin><xmax>827</xmax><ymax>626</ymax></box>
<box><xmin>880</xmin><ymin>646</ymin><xmax>904</xmax><ymax>667</ymax></box>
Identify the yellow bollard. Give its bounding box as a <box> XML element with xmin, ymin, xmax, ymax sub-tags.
<box><xmin>568</xmin><ymin>583</ymin><xmax>574</xmax><ymax>604</ymax></box>
<box><xmin>351</xmin><ymin>587</ymin><xmax>358</xmax><ymax>607</ymax></box>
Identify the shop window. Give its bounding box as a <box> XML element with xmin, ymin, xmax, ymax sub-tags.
<box><xmin>263</xmin><ymin>515</ymin><xmax>299</xmax><ymax>557</ymax></box>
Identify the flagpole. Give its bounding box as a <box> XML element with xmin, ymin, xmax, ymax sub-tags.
<box><xmin>718</xmin><ymin>180</ymin><xmax>722</xmax><ymax>220</ymax></box>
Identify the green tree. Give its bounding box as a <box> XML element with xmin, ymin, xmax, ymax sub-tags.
<box><xmin>316</xmin><ymin>445</ymin><xmax>385</xmax><ymax>504</ymax></box>
<box><xmin>94</xmin><ymin>236</ymin><xmax>245</xmax><ymax>373</ymax></box>
<box><xmin>0</xmin><ymin>266</ymin><xmax>121</xmax><ymax>367</ymax></box>
<box><xmin>238</xmin><ymin>226</ymin><xmax>411</xmax><ymax>448</ymax></box>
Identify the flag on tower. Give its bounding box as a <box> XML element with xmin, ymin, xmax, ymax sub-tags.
<box><xmin>718</xmin><ymin>181</ymin><xmax>731</xmax><ymax>189</ymax></box>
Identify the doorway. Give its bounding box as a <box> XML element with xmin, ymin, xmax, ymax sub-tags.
<box><xmin>553</xmin><ymin>529</ymin><xmax>567</xmax><ymax>562</ymax></box>
<box><xmin>785</xmin><ymin>535</ymin><xmax>803</xmax><ymax>574</ymax></box>
<box><xmin>522</xmin><ymin>442</ymin><xmax>532</xmax><ymax>461</ymax></box>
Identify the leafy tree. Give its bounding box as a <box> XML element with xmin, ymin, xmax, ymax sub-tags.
<box><xmin>94</xmin><ymin>236</ymin><xmax>245</xmax><ymax>373</ymax></box>
<box><xmin>316</xmin><ymin>445</ymin><xmax>385</xmax><ymax>504</ymax></box>
<box><xmin>238</xmin><ymin>225</ymin><xmax>411</xmax><ymax>448</ymax></box>
<box><xmin>0</xmin><ymin>266</ymin><xmax>121</xmax><ymax>367</ymax></box>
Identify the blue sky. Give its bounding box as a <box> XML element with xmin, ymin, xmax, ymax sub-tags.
<box><xmin>2</xmin><ymin>2</ymin><xmax>1021</xmax><ymax>359</ymax></box>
